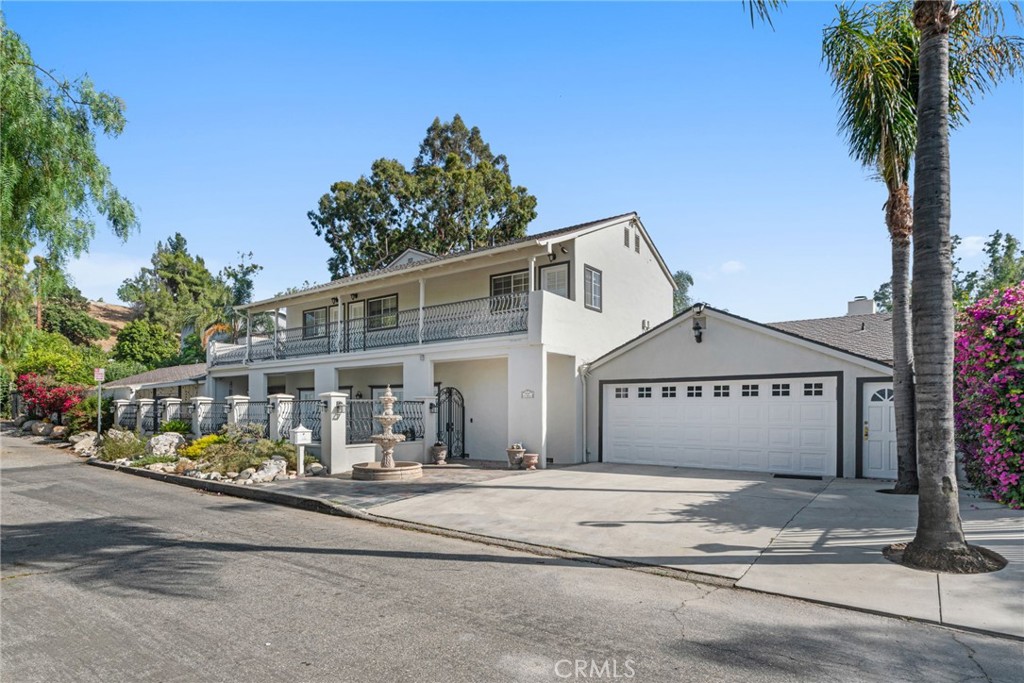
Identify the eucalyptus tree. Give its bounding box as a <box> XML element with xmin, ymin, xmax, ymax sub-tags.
<box><xmin>0</xmin><ymin>15</ymin><xmax>137</xmax><ymax>366</ymax></box>
<box><xmin>905</xmin><ymin>0</ymin><xmax>1022</xmax><ymax>572</ymax></box>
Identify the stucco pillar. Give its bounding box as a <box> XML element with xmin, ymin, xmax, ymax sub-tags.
<box><xmin>225</xmin><ymin>395</ymin><xmax>248</xmax><ymax>427</ymax></box>
<box><xmin>319</xmin><ymin>392</ymin><xmax>348</xmax><ymax>474</ymax></box>
<box><xmin>192</xmin><ymin>396</ymin><xmax>212</xmax><ymax>438</ymax></box>
<box><xmin>160</xmin><ymin>398</ymin><xmax>182</xmax><ymax>426</ymax></box>
<box><xmin>113</xmin><ymin>400</ymin><xmax>130</xmax><ymax>430</ymax></box>
<box><xmin>268</xmin><ymin>394</ymin><xmax>293</xmax><ymax>442</ymax></box>
<box><xmin>246</xmin><ymin>370</ymin><xmax>268</xmax><ymax>402</ymax></box>
<box><xmin>403</xmin><ymin>355</ymin><xmax>434</xmax><ymax>398</ymax></box>
<box><xmin>136</xmin><ymin>398</ymin><xmax>155</xmax><ymax>435</ymax></box>
<box><xmin>507</xmin><ymin>347</ymin><xmax>548</xmax><ymax>468</ymax></box>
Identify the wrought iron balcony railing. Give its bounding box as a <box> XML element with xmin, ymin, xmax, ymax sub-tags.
<box><xmin>210</xmin><ymin>292</ymin><xmax>528</xmax><ymax>367</ymax></box>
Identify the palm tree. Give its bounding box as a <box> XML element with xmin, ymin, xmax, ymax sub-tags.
<box><xmin>824</xmin><ymin>4</ymin><xmax>921</xmax><ymax>494</ymax></box>
<box><xmin>905</xmin><ymin>0</ymin><xmax>1022</xmax><ymax>571</ymax></box>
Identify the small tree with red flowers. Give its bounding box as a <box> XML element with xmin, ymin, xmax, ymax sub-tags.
<box><xmin>14</xmin><ymin>373</ymin><xmax>83</xmax><ymax>422</ymax></box>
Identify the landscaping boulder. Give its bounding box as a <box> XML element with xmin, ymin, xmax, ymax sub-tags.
<box><xmin>50</xmin><ymin>425</ymin><xmax>68</xmax><ymax>439</ymax></box>
<box><xmin>238</xmin><ymin>468</ymin><xmax>256</xmax><ymax>480</ymax></box>
<box><xmin>69</xmin><ymin>431</ymin><xmax>96</xmax><ymax>445</ymax></box>
<box><xmin>308</xmin><ymin>463</ymin><xmax>325</xmax><ymax>477</ymax></box>
<box><xmin>31</xmin><ymin>422</ymin><xmax>54</xmax><ymax>437</ymax></box>
<box><xmin>253</xmin><ymin>457</ymin><xmax>287</xmax><ymax>483</ymax></box>
<box><xmin>173</xmin><ymin>457</ymin><xmax>197</xmax><ymax>474</ymax></box>
<box><xmin>13</xmin><ymin>416</ymin><xmax>27</xmax><ymax>428</ymax></box>
<box><xmin>21</xmin><ymin>420</ymin><xmax>39</xmax><ymax>433</ymax></box>
<box><xmin>105</xmin><ymin>428</ymin><xmax>138</xmax><ymax>443</ymax></box>
<box><xmin>72</xmin><ymin>434</ymin><xmax>99</xmax><ymax>454</ymax></box>
<box><xmin>147</xmin><ymin>432</ymin><xmax>186</xmax><ymax>457</ymax></box>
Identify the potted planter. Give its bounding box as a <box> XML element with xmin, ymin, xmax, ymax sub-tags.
<box><xmin>506</xmin><ymin>442</ymin><xmax>525</xmax><ymax>469</ymax></box>
<box><xmin>431</xmin><ymin>441</ymin><xmax>448</xmax><ymax>465</ymax></box>
<box><xmin>522</xmin><ymin>453</ymin><xmax>540</xmax><ymax>470</ymax></box>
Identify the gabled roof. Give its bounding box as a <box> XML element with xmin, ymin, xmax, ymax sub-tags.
<box><xmin>587</xmin><ymin>305</ymin><xmax>893</xmax><ymax>373</ymax></box>
<box><xmin>387</xmin><ymin>248</ymin><xmax>437</xmax><ymax>267</ymax></box>
<box><xmin>104</xmin><ymin>363</ymin><xmax>207</xmax><ymax>389</ymax></box>
<box><xmin>244</xmin><ymin>212</ymin><xmax>673</xmax><ymax>311</ymax></box>
<box><xmin>768</xmin><ymin>313</ymin><xmax>893</xmax><ymax>365</ymax></box>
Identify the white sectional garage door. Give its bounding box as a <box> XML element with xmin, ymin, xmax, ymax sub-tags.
<box><xmin>602</xmin><ymin>377</ymin><xmax>837</xmax><ymax>476</ymax></box>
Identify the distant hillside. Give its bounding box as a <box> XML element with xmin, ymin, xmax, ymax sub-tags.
<box><xmin>88</xmin><ymin>301</ymin><xmax>134</xmax><ymax>352</ymax></box>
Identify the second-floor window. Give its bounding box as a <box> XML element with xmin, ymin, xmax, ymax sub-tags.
<box><xmin>302</xmin><ymin>307</ymin><xmax>327</xmax><ymax>338</ymax></box>
<box><xmin>540</xmin><ymin>263</ymin><xmax>569</xmax><ymax>298</ymax></box>
<box><xmin>367</xmin><ymin>294</ymin><xmax>398</xmax><ymax>330</ymax></box>
<box><xmin>491</xmin><ymin>271</ymin><xmax>529</xmax><ymax>298</ymax></box>
<box><xmin>584</xmin><ymin>265</ymin><xmax>602</xmax><ymax>311</ymax></box>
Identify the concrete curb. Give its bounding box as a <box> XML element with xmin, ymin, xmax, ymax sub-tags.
<box><xmin>85</xmin><ymin>456</ymin><xmax>1022</xmax><ymax>642</ymax></box>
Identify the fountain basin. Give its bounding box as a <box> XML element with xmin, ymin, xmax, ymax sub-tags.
<box><xmin>351</xmin><ymin>461</ymin><xmax>423</xmax><ymax>481</ymax></box>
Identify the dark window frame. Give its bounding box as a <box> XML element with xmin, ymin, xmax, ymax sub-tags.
<box><xmin>366</xmin><ymin>294</ymin><xmax>399</xmax><ymax>331</ymax></box>
<box><xmin>489</xmin><ymin>269</ymin><xmax>530</xmax><ymax>297</ymax></box>
<box><xmin>661</xmin><ymin>386</ymin><xmax>676</xmax><ymax>398</ymax></box>
<box><xmin>584</xmin><ymin>265</ymin><xmax>603</xmax><ymax>312</ymax></box>
<box><xmin>302</xmin><ymin>307</ymin><xmax>328</xmax><ymax>339</ymax></box>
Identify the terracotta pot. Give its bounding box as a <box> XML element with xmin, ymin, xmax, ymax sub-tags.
<box><xmin>522</xmin><ymin>453</ymin><xmax>540</xmax><ymax>470</ymax></box>
<box><xmin>431</xmin><ymin>445</ymin><xmax>448</xmax><ymax>464</ymax></box>
<box><xmin>506</xmin><ymin>448</ymin><xmax>525</xmax><ymax>468</ymax></box>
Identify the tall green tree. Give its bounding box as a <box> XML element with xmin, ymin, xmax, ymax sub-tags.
<box><xmin>952</xmin><ymin>231</ymin><xmax>1024</xmax><ymax>306</ymax></box>
<box><xmin>117</xmin><ymin>233</ymin><xmax>229</xmax><ymax>339</ymax></box>
<box><xmin>204</xmin><ymin>251</ymin><xmax>265</xmax><ymax>345</ymax></box>
<box><xmin>672</xmin><ymin>270</ymin><xmax>695</xmax><ymax>314</ymax></box>
<box><xmin>308</xmin><ymin>115</ymin><xmax>538</xmax><ymax>278</ymax></box>
<box><xmin>0</xmin><ymin>15</ymin><xmax>137</xmax><ymax>366</ymax></box>
<box><xmin>824</xmin><ymin>1</ymin><xmax>1022</xmax><ymax>495</ymax></box>
<box><xmin>903</xmin><ymin>0</ymin><xmax>1021</xmax><ymax>572</ymax></box>
<box><xmin>112</xmin><ymin>319</ymin><xmax>179</xmax><ymax>369</ymax></box>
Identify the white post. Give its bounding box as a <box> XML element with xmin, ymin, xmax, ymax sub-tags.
<box><xmin>296</xmin><ymin>444</ymin><xmax>305</xmax><ymax>476</ymax></box>
<box><xmin>319</xmin><ymin>392</ymin><xmax>348</xmax><ymax>474</ymax></box>
<box><xmin>113</xmin><ymin>399</ymin><xmax>130</xmax><ymax>430</ymax></box>
<box><xmin>245</xmin><ymin>310</ymin><xmax>252</xmax><ymax>363</ymax></box>
<box><xmin>528</xmin><ymin>256</ymin><xmax>536</xmax><ymax>292</ymax></box>
<box><xmin>225</xmin><ymin>395</ymin><xmax>248</xmax><ymax>427</ymax></box>
<box><xmin>273</xmin><ymin>308</ymin><xmax>279</xmax><ymax>360</ymax></box>
<box><xmin>192</xmin><ymin>396</ymin><xmax>212</xmax><ymax>438</ymax></box>
<box><xmin>268</xmin><ymin>393</ymin><xmax>293</xmax><ymax>441</ymax></box>
<box><xmin>136</xmin><ymin>398</ymin><xmax>155</xmax><ymax>435</ymax></box>
<box><xmin>160</xmin><ymin>398</ymin><xmax>182</xmax><ymax>426</ymax></box>
<box><xmin>418</xmin><ymin>278</ymin><xmax>425</xmax><ymax>344</ymax></box>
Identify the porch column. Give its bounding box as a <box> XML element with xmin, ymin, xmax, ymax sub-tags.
<box><xmin>319</xmin><ymin>391</ymin><xmax>349</xmax><ymax>474</ymax></box>
<box><xmin>528</xmin><ymin>256</ymin><xmax>536</xmax><ymax>291</ymax></box>
<box><xmin>417</xmin><ymin>396</ymin><xmax>438</xmax><ymax>460</ymax></box>
<box><xmin>113</xmin><ymin>400</ymin><xmax>130</xmax><ymax>430</ymax></box>
<box><xmin>160</xmin><ymin>398</ymin><xmax>182</xmax><ymax>426</ymax></box>
<box><xmin>314</xmin><ymin>365</ymin><xmax>336</xmax><ymax>396</ymax></box>
<box><xmin>245</xmin><ymin>310</ymin><xmax>252</xmax><ymax>362</ymax></box>
<box><xmin>273</xmin><ymin>308</ymin><xmax>279</xmax><ymax>360</ymax></box>
<box><xmin>268</xmin><ymin>393</ymin><xmax>293</xmax><ymax>442</ymax></box>
<box><xmin>136</xmin><ymin>398</ymin><xmax>155</xmax><ymax>436</ymax></box>
<box><xmin>507</xmin><ymin>347</ymin><xmax>547</xmax><ymax>468</ymax></box>
<box><xmin>418</xmin><ymin>278</ymin><xmax>425</xmax><ymax>344</ymax></box>
<box><xmin>225</xmin><ymin>395</ymin><xmax>248</xmax><ymax>427</ymax></box>
<box><xmin>192</xmin><ymin>396</ymin><xmax>212</xmax><ymax>438</ymax></box>
<box><xmin>246</xmin><ymin>369</ymin><xmax>268</xmax><ymax>401</ymax></box>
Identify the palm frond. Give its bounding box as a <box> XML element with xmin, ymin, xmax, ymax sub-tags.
<box><xmin>745</xmin><ymin>0</ymin><xmax>787</xmax><ymax>28</ymax></box>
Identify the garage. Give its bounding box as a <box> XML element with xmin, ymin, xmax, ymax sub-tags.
<box><xmin>584</xmin><ymin>302</ymin><xmax>897</xmax><ymax>478</ymax></box>
<box><xmin>602</xmin><ymin>376</ymin><xmax>837</xmax><ymax>476</ymax></box>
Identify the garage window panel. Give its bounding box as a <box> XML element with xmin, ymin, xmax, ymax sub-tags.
<box><xmin>638</xmin><ymin>387</ymin><xmax>652</xmax><ymax>398</ymax></box>
<box><xmin>687</xmin><ymin>385</ymin><xmax>703</xmax><ymax>398</ymax></box>
<box><xmin>713</xmin><ymin>385</ymin><xmax>730</xmax><ymax>398</ymax></box>
<box><xmin>614</xmin><ymin>387</ymin><xmax>629</xmax><ymax>399</ymax></box>
<box><xmin>804</xmin><ymin>382</ymin><xmax>824</xmax><ymax>396</ymax></box>
<box><xmin>772</xmin><ymin>383</ymin><xmax>791</xmax><ymax>397</ymax></box>
<box><xmin>662</xmin><ymin>386</ymin><xmax>677</xmax><ymax>398</ymax></box>
<box><xmin>741</xmin><ymin>384</ymin><xmax>759</xmax><ymax>397</ymax></box>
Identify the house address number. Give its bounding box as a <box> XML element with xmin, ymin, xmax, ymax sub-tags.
<box><xmin>521</xmin><ymin>389</ymin><xmax>535</xmax><ymax>399</ymax></box>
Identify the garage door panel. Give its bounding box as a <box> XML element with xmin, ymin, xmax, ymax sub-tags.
<box><xmin>604</xmin><ymin>377</ymin><xmax>836</xmax><ymax>476</ymax></box>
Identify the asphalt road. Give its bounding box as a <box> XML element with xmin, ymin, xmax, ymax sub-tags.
<box><xmin>2</xmin><ymin>433</ymin><xmax>1021</xmax><ymax>683</ymax></box>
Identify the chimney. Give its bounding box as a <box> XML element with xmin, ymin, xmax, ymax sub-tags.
<box><xmin>847</xmin><ymin>296</ymin><xmax>876</xmax><ymax>316</ymax></box>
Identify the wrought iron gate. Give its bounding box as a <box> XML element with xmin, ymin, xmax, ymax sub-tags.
<box><xmin>436</xmin><ymin>387</ymin><xmax>465</xmax><ymax>458</ymax></box>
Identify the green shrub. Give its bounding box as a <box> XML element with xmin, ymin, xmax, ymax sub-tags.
<box><xmin>131</xmin><ymin>454</ymin><xmax>179</xmax><ymax>467</ymax></box>
<box><xmin>98</xmin><ymin>430</ymin><xmax>146</xmax><ymax>461</ymax></box>
<box><xmin>179</xmin><ymin>434</ymin><xmax>225</xmax><ymax>459</ymax></box>
<box><xmin>160</xmin><ymin>419</ymin><xmax>192</xmax><ymax>435</ymax></box>
<box><xmin>65</xmin><ymin>395</ymin><xmax>114</xmax><ymax>435</ymax></box>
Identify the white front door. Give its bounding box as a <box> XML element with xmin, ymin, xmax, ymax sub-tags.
<box><xmin>603</xmin><ymin>377</ymin><xmax>837</xmax><ymax>476</ymax></box>
<box><xmin>863</xmin><ymin>382</ymin><xmax>897</xmax><ymax>479</ymax></box>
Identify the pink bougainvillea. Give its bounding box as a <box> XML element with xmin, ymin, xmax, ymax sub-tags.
<box><xmin>954</xmin><ymin>282</ymin><xmax>1024</xmax><ymax>508</ymax></box>
<box><xmin>15</xmin><ymin>373</ymin><xmax>84</xmax><ymax>421</ymax></box>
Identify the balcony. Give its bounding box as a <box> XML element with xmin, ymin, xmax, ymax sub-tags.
<box><xmin>210</xmin><ymin>292</ymin><xmax>529</xmax><ymax>367</ymax></box>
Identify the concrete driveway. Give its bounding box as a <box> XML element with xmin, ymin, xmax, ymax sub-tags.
<box><xmin>371</xmin><ymin>463</ymin><xmax>1024</xmax><ymax>638</ymax></box>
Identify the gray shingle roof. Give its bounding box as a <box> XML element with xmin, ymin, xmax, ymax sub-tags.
<box><xmin>244</xmin><ymin>212</ymin><xmax>638</xmax><ymax>309</ymax></box>
<box><xmin>768</xmin><ymin>313</ymin><xmax>893</xmax><ymax>365</ymax></box>
<box><xmin>104</xmin><ymin>363</ymin><xmax>207</xmax><ymax>389</ymax></box>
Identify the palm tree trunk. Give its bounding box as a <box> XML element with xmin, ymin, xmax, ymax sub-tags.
<box><xmin>888</xmin><ymin>184</ymin><xmax>918</xmax><ymax>494</ymax></box>
<box><xmin>905</xmin><ymin>0</ymin><xmax>968</xmax><ymax>567</ymax></box>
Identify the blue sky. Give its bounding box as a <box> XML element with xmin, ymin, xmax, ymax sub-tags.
<box><xmin>8</xmin><ymin>1</ymin><xmax>1023</xmax><ymax>322</ymax></box>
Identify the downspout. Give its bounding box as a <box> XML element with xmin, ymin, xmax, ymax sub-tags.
<box><xmin>579</xmin><ymin>362</ymin><xmax>591</xmax><ymax>463</ymax></box>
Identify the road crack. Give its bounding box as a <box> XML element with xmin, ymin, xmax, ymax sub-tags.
<box><xmin>951</xmin><ymin>632</ymin><xmax>992</xmax><ymax>683</ymax></box>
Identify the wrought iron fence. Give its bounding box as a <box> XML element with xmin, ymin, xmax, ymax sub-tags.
<box><xmin>212</xmin><ymin>293</ymin><xmax>530</xmax><ymax>367</ymax></box>
<box><xmin>118</xmin><ymin>404</ymin><xmax>138</xmax><ymax>431</ymax></box>
<box><xmin>345</xmin><ymin>399</ymin><xmax>423</xmax><ymax>444</ymax></box>
<box><xmin>200</xmin><ymin>402</ymin><xmax>227</xmax><ymax>435</ymax></box>
<box><xmin>279</xmin><ymin>399</ymin><xmax>322</xmax><ymax>443</ymax></box>
<box><xmin>141</xmin><ymin>405</ymin><xmax>156</xmax><ymax>433</ymax></box>
<box><xmin>238</xmin><ymin>401</ymin><xmax>269</xmax><ymax>438</ymax></box>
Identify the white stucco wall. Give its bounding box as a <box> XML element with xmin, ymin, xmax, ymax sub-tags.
<box><xmin>434</xmin><ymin>358</ymin><xmax>509</xmax><ymax>461</ymax></box>
<box><xmin>584</xmin><ymin>310</ymin><xmax>892</xmax><ymax>478</ymax></box>
<box><xmin>546</xmin><ymin>352</ymin><xmax>577</xmax><ymax>463</ymax></box>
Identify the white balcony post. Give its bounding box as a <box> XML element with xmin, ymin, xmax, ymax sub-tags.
<box><xmin>192</xmin><ymin>396</ymin><xmax>212</xmax><ymax>438</ymax></box>
<box><xmin>160</xmin><ymin>398</ymin><xmax>182</xmax><ymax>426</ymax></box>
<box><xmin>136</xmin><ymin>398</ymin><xmax>155</xmax><ymax>435</ymax></box>
<box><xmin>268</xmin><ymin>394</ymin><xmax>293</xmax><ymax>442</ymax></box>
<box><xmin>319</xmin><ymin>392</ymin><xmax>349</xmax><ymax>474</ymax></box>
<box><xmin>273</xmin><ymin>308</ymin><xmax>279</xmax><ymax>360</ymax></box>
<box><xmin>418</xmin><ymin>278</ymin><xmax>425</xmax><ymax>344</ymax></box>
<box><xmin>225</xmin><ymin>395</ymin><xmax>248</xmax><ymax>427</ymax></box>
<box><xmin>528</xmin><ymin>256</ymin><xmax>536</xmax><ymax>292</ymax></box>
<box><xmin>245</xmin><ymin>310</ymin><xmax>252</xmax><ymax>363</ymax></box>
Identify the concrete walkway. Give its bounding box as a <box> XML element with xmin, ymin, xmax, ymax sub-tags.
<box><xmin>364</xmin><ymin>463</ymin><xmax>1024</xmax><ymax>639</ymax></box>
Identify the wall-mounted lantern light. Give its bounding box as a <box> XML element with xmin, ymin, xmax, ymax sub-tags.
<box><xmin>266</xmin><ymin>402</ymin><xmax>275</xmax><ymax>415</ymax></box>
<box><xmin>547</xmin><ymin>252</ymin><xmax>557</xmax><ymax>262</ymax></box>
<box><xmin>429</xmin><ymin>402</ymin><xmax>438</xmax><ymax>414</ymax></box>
<box><xmin>350</xmin><ymin>293</ymin><xmax>359</xmax><ymax>300</ymax></box>
<box><xmin>692</xmin><ymin>319</ymin><xmax>704</xmax><ymax>344</ymax></box>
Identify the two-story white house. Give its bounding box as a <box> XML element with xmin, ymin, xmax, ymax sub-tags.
<box><xmin>205</xmin><ymin>212</ymin><xmax>676</xmax><ymax>465</ymax></box>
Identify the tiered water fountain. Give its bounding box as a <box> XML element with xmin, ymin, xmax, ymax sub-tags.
<box><xmin>351</xmin><ymin>385</ymin><xmax>423</xmax><ymax>481</ymax></box>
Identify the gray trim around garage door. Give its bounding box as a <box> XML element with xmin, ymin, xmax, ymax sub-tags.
<box><xmin>597</xmin><ymin>371</ymin><xmax>845</xmax><ymax>478</ymax></box>
<box><xmin>855</xmin><ymin>376</ymin><xmax>894</xmax><ymax>479</ymax></box>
